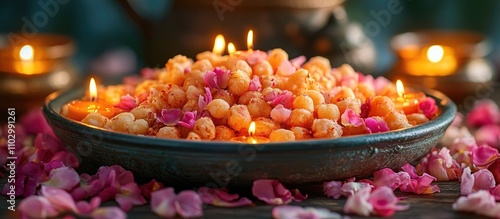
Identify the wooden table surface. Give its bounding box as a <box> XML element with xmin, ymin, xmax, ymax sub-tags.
<box><xmin>0</xmin><ymin>180</ymin><xmax>489</xmax><ymax>219</ymax></box>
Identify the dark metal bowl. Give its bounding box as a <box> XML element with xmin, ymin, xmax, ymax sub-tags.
<box><xmin>43</xmin><ymin>87</ymin><xmax>456</xmax><ymax>188</ymax></box>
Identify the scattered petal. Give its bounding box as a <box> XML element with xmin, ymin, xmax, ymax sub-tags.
<box><xmin>175</xmin><ymin>190</ymin><xmax>203</xmax><ymax>218</ymax></box>
<box><xmin>42</xmin><ymin>166</ymin><xmax>80</xmax><ymax>191</ymax></box>
<box><xmin>18</xmin><ymin>196</ymin><xmax>59</xmax><ymax>219</ymax></box>
<box><xmin>115</xmin><ymin>182</ymin><xmax>147</xmax><ymax>211</ymax></box>
<box><xmin>368</xmin><ymin>186</ymin><xmax>409</xmax><ymax>217</ymax></box>
<box><xmin>198</xmin><ymin>187</ymin><xmax>253</xmax><ymax>207</ymax></box>
<box><xmin>91</xmin><ymin>206</ymin><xmax>127</xmax><ymax>219</ymax></box>
<box><xmin>272</xmin><ymin>205</ymin><xmax>342</xmax><ymax>219</ymax></box>
<box><xmin>178</xmin><ymin>111</ymin><xmax>198</xmax><ymax>129</ymax></box>
<box><xmin>252</xmin><ymin>179</ymin><xmax>293</xmax><ymax>205</ymax></box>
<box><xmin>344</xmin><ymin>186</ymin><xmax>373</xmax><ymax>216</ymax></box>
<box><xmin>248</xmin><ymin>75</ymin><xmax>262</xmax><ymax>92</ymax></box>
<box><xmin>466</xmin><ymin>99</ymin><xmax>500</xmax><ymax>128</ymax></box>
<box><xmin>453</xmin><ymin>190</ymin><xmax>500</xmax><ymax>218</ymax></box>
<box><xmin>323</xmin><ymin>181</ymin><xmax>343</xmax><ymax>199</ymax></box>
<box><xmin>472</xmin><ymin>144</ymin><xmax>500</xmax><ymax>167</ymax></box>
<box><xmin>364</xmin><ymin>117</ymin><xmax>389</xmax><ymax>133</ymax></box>
<box><xmin>151</xmin><ymin>188</ymin><xmax>177</xmax><ymax>218</ymax></box>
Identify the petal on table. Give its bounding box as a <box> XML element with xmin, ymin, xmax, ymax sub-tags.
<box><xmin>18</xmin><ymin>196</ymin><xmax>59</xmax><ymax>219</ymax></box>
<box><xmin>90</xmin><ymin>206</ymin><xmax>127</xmax><ymax>219</ymax></box>
<box><xmin>76</xmin><ymin>196</ymin><xmax>101</xmax><ymax>215</ymax></box>
<box><xmin>115</xmin><ymin>182</ymin><xmax>147</xmax><ymax>211</ymax></box>
<box><xmin>323</xmin><ymin>180</ymin><xmax>343</xmax><ymax>199</ymax></box>
<box><xmin>151</xmin><ymin>188</ymin><xmax>177</xmax><ymax>218</ymax></box>
<box><xmin>198</xmin><ymin>187</ymin><xmax>253</xmax><ymax>207</ymax></box>
<box><xmin>42</xmin><ymin>166</ymin><xmax>80</xmax><ymax>191</ymax></box>
<box><xmin>344</xmin><ymin>186</ymin><xmax>373</xmax><ymax>216</ymax></box>
<box><xmin>368</xmin><ymin>186</ymin><xmax>409</xmax><ymax>217</ymax></box>
<box><xmin>452</xmin><ymin>190</ymin><xmax>500</xmax><ymax>218</ymax></box>
<box><xmin>41</xmin><ymin>186</ymin><xmax>78</xmax><ymax>212</ymax></box>
<box><xmin>252</xmin><ymin>179</ymin><xmax>293</xmax><ymax>205</ymax></box>
<box><xmin>175</xmin><ymin>190</ymin><xmax>203</xmax><ymax>218</ymax></box>
<box><xmin>472</xmin><ymin>144</ymin><xmax>500</xmax><ymax>167</ymax></box>
<box><xmin>466</xmin><ymin>99</ymin><xmax>500</xmax><ymax>128</ymax></box>
<box><xmin>460</xmin><ymin>167</ymin><xmax>474</xmax><ymax>196</ymax></box>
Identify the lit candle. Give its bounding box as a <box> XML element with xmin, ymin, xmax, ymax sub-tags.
<box><xmin>227</xmin><ymin>42</ymin><xmax>236</xmax><ymax>56</ymax></box>
<box><xmin>64</xmin><ymin>78</ymin><xmax>116</xmax><ymax>121</ymax></box>
<box><xmin>19</xmin><ymin>45</ymin><xmax>35</xmax><ymax>74</ymax></box>
<box><xmin>404</xmin><ymin>44</ymin><xmax>457</xmax><ymax>76</ymax></box>
<box><xmin>212</xmin><ymin>34</ymin><xmax>226</xmax><ymax>56</ymax></box>
<box><xmin>247</xmin><ymin>30</ymin><xmax>253</xmax><ymax>52</ymax></box>
<box><xmin>395</xmin><ymin>80</ymin><xmax>425</xmax><ymax>114</ymax></box>
<box><xmin>231</xmin><ymin>121</ymin><xmax>270</xmax><ymax>144</ymax></box>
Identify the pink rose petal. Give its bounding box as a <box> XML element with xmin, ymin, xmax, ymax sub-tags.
<box><xmin>151</xmin><ymin>188</ymin><xmax>177</xmax><ymax>218</ymax></box>
<box><xmin>41</xmin><ymin>186</ymin><xmax>77</xmax><ymax>212</ymax></box>
<box><xmin>76</xmin><ymin>196</ymin><xmax>101</xmax><ymax>215</ymax></box>
<box><xmin>399</xmin><ymin>173</ymin><xmax>440</xmax><ymax>194</ymax></box>
<box><xmin>344</xmin><ymin>186</ymin><xmax>373</xmax><ymax>216</ymax></box>
<box><xmin>364</xmin><ymin>117</ymin><xmax>389</xmax><ymax>133</ymax></box>
<box><xmin>341</xmin><ymin>109</ymin><xmax>363</xmax><ymax>127</ymax></box>
<box><xmin>453</xmin><ymin>190</ymin><xmax>500</xmax><ymax>218</ymax></box>
<box><xmin>368</xmin><ymin>186</ymin><xmax>409</xmax><ymax>217</ymax></box>
<box><xmin>175</xmin><ymin>190</ymin><xmax>203</xmax><ymax>218</ymax></box>
<box><xmin>290</xmin><ymin>56</ymin><xmax>306</xmax><ymax>68</ymax></box>
<box><xmin>272</xmin><ymin>205</ymin><xmax>342</xmax><ymax>219</ymax></box>
<box><xmin>475</xmin><ymin>125</ymin><xmax>500</xmax><ymax>149</ymax></box>
<box><xmin>139</xmin><ymin>179</ymin><xmax>164</xmax><ymax>200</ymax></box>
<box><xmin>276</xmin><ymin>60</ymin><xmax>296</xmax><ymax>77</ymax></box>
<box><xmin>252</xmin><ymin>179</ymin><xmax>293</xmax><ymax>205</ymax></box>
<box><xmin>156</xmin><ymin>108</ymin><xmax>182</xmax><ymax>125</ymax></box>
<box><xmin>248</xmin><ymin>75</ymin><xmax>262</xmax><ymax>92</ymax></box>
<box><xmin>418</xmin><ymin>97</ymin><xmax>438</xmax><ymax>119</ymax></box>
<box><xmin>270</xmin><ymin>104</ymin><xmax>292</xmax><ymax>123</ymax></box>
<box><xmin>115</xmin><ymin>182</ymin><xmax>147</xmax><ymax>211</ymax></box>
<box><xmin>466</xmin><ymin>99</ymin><xmax>500</xmax><ymax>128</ymax></box>
<box><xmin>203</xmin><ymin>67</ymin><xmax>230</xmax><ymax>89</ymax></box>
<box><xmin>42</xmin><ymin>166</ymin><xmax>80</xmax><ymax>191</ymax></box>
<box><xmin>198</xmin><ymin>187</ymin><xmax>253</xmax><ymax>207</ymax></box>
<box><xmin>114</xmin><ymin>94</ymin><xmax>137</xmax><ymax>111</ymax></box>
<box><xmin>90</xmin><ymin>206</ymin><xmax>127</xmax><ymax>219</ymax></box>
<box><xmin>323</xmin><ymin>180</ymin><xmax>343</xmax><ymax>199</ymax></box>
<box><xmin>18</xmin><ymin>196</ymin><xmax>59</xmax><ymax>219</ymax></box>
<box><xmin>178</xmin><ymin>111</ymin><xmax>198</xmax><ymax>129</ymax></box>
<box><xmin>472</xmin><ymin>144</ymin><xmax>500</xmax><ymax>167</ymax></box>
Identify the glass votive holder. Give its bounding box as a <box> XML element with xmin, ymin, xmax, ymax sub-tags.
<box><xmin>0</xmin><ymin>34</ymin><xmax>78</xmax><ymax>115</ymax></box>
<box><xmin>388</xmin><ymin>30</ymin><xmax>495</xmax><ymax>103</ymax></box>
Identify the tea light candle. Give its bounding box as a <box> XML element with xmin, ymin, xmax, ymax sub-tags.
<box><xmin>64</xmin><ymin>78</ymin><xmax>115</xmax><ymax>121</ymax></box>
<box><xmin>404</xmin><ymin>45</ymin><xmax>457</xmax><ymax>76</ymax></box>
<box><xmin>395</xmin><ymin>80</ymin><xmax>425</xmax><ymax>114</ymax></box>
<box><xmin>389</xmin><ymin>30</ymin><xmax>495</xmax><ymax>102</ymax></box>
<box><xmin>231</xmin><ymin>122</ymin><xmax>270</xmax><ymax>144</ymax></box>
<box><xmin>0</xmin><ymin>34</ymin><xmax>77</xmax><ymax>115</ymax></box>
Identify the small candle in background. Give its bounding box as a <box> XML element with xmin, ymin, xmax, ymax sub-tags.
<box><xmin>62</xmin><ymin>78</ymin><xmax>116</xmax><ymax>121</ymax></box>
<box><xmin>404</xmin><ymin>44</ymin><xmax>457</xmax><ymax>76</ymax></box>
<box><xmin>231</xmin><ymin>121</ymin><xmax>270</xmax><ymax>144</ymax></box>
<box><xmin>196</xmin><ymin>34</ymin><xmax>227</xmax><ymax>66</ymax></box>
<box><xmin>395</xmin><ymin>80</ymin><xmax>425</xmax><ymax>114</ymax></box>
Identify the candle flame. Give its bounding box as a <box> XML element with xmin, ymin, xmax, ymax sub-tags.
<box><xmin>248</xmin><ymin>121</ymin><xmax>256</xmax><ymax>137</ymax></box>
<box><xmin>247</xmin><ymin>30</ymin><xmax>253</xmax><ymax>51</ymax></box>
<box><xmin>212</xmin><ymin>34</ymin><xmax>226</xmax><ymax>55</ymax></box>
<box><xmin>396</xmin><ymin>80</ymin><xmax>405</xmax><ymax>97</ymax></box>
<box><xmin>89</xmin><ymin>78</ymin><xmax>97</xmax><ymax>102</ymax></box>
<box><xmin>427</xmin><ymin>45</ymin><xmax>444</xmax><ymax>63</ymax></box>
<box><xmin>20</xmin><ymin>45</ymin><xmax>34</xmax><ymax>61</ymax></box>
<box><xmin>228</xmin><ymin>42</ymin><xmax>236</xmax><ymax>55</ymax></box>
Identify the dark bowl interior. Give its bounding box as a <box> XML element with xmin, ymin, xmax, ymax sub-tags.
<box><xmin>43</xmin><ymin>87</ymin><xmax>456</xmax><ymax>188</ymax></box>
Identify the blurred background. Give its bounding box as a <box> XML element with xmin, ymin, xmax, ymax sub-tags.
<box><xmin>0</xmin><ymin>0</ymin><xmax>499</xmax><ymax>86</ymax></box>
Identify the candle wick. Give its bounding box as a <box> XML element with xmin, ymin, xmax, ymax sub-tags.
<box><xmin>90</xmin><ymin>96</ymin><xmax>96</xmax><ymax>102</ymax></box>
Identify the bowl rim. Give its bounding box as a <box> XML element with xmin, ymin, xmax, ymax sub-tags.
<box><xmin>43</xmin><ymin>86</ymin><xmax>457</xmax><ymax>152</ymax></box>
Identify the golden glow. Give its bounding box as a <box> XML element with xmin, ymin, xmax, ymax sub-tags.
<box><xmin>247</xmin><ymin>30</ymin><xmax>253</xmax><ymax>51</ymax></box>
<box><xmin>20</xmin><ymin>45</ymin><xmax>34</xmax><ymax>61</ymax></box>
<box><xmin>248</xmin><ymin>121</ymin><xmax>256</xmax><ymax>137</ymax></box>
<box><xmin>427</xmin><ymin>45</ymin><xmax>444</xmax><ymax>63</ymax></box>
<box><xmin>396</xmin><ymin>80</ymin><xmax>405</xmax><ymax>97</ymax></box>
<box><xmin>89</xmin><ymin>78</ymin><xmax>97</xmax><ymax>102</ymax></box>
<box><xmin>212</xmin><ymin>34</ymin><xmax>226</xmax><ymax>55</ymax></box>
<box><xmin>228</xmin><ymin>42</ymin><xmax>236</xmax><ymax>55</ymax></box>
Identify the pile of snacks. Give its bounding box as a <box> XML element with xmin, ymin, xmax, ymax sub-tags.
<box><xmin>62</xmin><ymin>49</ymin><xmax>438</xmax><ymax>142</ymax></box>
